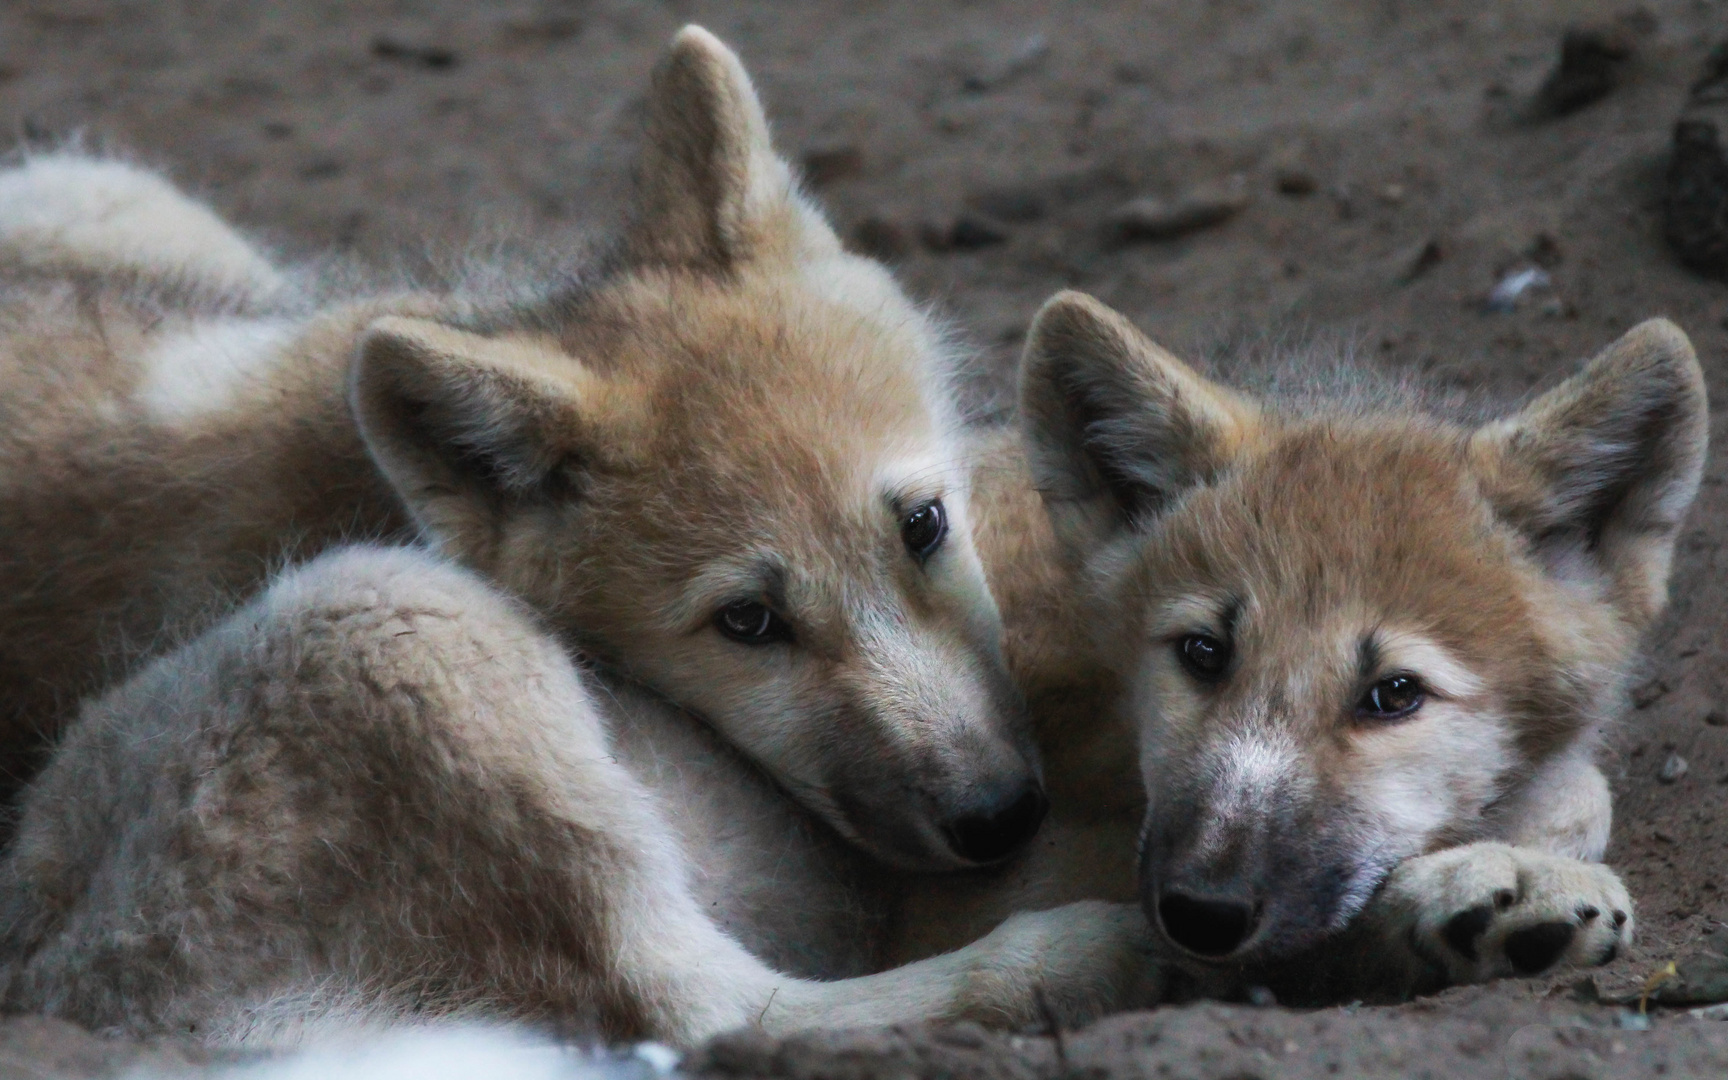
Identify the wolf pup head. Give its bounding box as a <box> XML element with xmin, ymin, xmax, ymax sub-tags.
<box><xmin>1019</xmin><ymin>291</ymin><xmax>1705</xmax><ymax>962</ymax></box>
<box><xmin>347</xmin><ymin>28</ymin><xmax>1042</xmax><ymax>872</ymax></box>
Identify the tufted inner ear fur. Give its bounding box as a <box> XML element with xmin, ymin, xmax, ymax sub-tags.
<box><xmin>1017</xmin><ymin>290</ymin><xmax>1260</xmax><ymax>558</ymax></box>
<box><xmin>622</xmin><ymin>25</ymin><xmax>840</xmax><ymax>268</ymax></box>
<box><xmin>1469</xmin><ymin>318</ymin><xmax>1708</xmax><ymax>628</ymax></box>
<box><xmin>350</xmin><ymin>316</ymin><xmax>606</xmax><ymax>570</ymax></box>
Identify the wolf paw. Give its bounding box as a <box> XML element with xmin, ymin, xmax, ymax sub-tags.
<box><xmin>957</xmin><ymin>901</ymin><xmax>1163</xmax><ymax>1027</ymax></box>
<box><xmin>1384</xmin><ymin>841</ymin><xmax>1632</xmax><ymax>985</ymax></box>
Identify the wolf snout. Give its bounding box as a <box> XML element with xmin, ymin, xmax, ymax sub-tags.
<box><xmin>940</xmin><ymin>777</ymin><xmax>1048</xmax><ymax>864</ymax></box>
<box><xmin>1153</xmin><ymin>887</ymin><xmax>1262</xmax><ymax>958</ymax></box>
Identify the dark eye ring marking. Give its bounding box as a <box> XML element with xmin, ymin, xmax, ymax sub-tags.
<box><xmin>1176</xmin><ymin>633</ymin><xmax>1231</xmax><ymax>682</ymax></box>
<box><xmin>714</xmin><ymin>600</ymin><xmax>794</xmax><ymax>646</ymax></box>
<box><xmin>1357</xmin><ymin>674</ymin><xmax>1425</xmax><ymax>720</ymax></box>
<box><xmin>902</xmin><ymin>499</ymin><xmax>947</xmax><ymax>562</ymax></box>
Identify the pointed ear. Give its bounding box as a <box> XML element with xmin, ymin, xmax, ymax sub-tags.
<box><xmin>623</xmin><ymin>25</ymin><xmax>840</xmax><ymax>267</ymax></box>
<box><xmin>1470</xmin><ymin>318</ymin><xmax>1708</xmax><ymax>627</ymax></box>
<box><xmin>350</xmin><ymin>317</ymin><xmax>600</xmax><ymax>570</ymax></box>
<box><xmin>1017</xmin><ymin>291</ymin><xmax>1260</xmax><ymax>555</ymax></box>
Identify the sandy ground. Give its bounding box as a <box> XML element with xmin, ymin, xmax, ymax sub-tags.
<box><xmin>5</xmin><ymin>0</ymin><xmax>1728</xmax><ymax>1074</ymax></box>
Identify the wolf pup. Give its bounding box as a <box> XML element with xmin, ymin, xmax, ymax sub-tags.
<box><xmin>1004</xmin><ymin>290</ymin><xmax>1704</xmax><ymax>998</ymax></box>
<box><xmin>0</xmin><ymin>31</ymin><xmax>1156</xmax><ymax>1045</ymax></box>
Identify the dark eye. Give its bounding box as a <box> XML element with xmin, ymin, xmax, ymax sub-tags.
<box><xmin>902</xmin><ymin>499</ymin><xmax>947</xmax><ymax>562</ymax></box>
<box><xmin>1177</xmin><ymin>633</ymin><xmax>1231</xmax><ymax>681</ymax></box>
<box><xmin>1358</xmin><ymin>674</ymin><xmax>1425</xmax><ymax>720</ymax></box>
<box><xmin>714</xmin><ymin>600</ymin><xmax>792</xmax><ymax>646</ymax></box>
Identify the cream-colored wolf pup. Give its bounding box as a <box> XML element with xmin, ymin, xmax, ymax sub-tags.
<box><xmin>993</xmin><ymin>290</ymin><xmax>1705</xmax><ymax>999</ymax></box>
<box><xmin>0</xmin><ymin>29</ymin><xmax>1157</xmax><ymax>1044</ymax></box>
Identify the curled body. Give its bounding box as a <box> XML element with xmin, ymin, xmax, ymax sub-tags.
<box><xmin>0</xmin><ymin>29</ymin><xmax>1157</xmax><ymax>1046</ymax></box>
<box><xmin>0</xmin><ymin>24</ymin><xmax>1695</xmax><ymax>1044</ymax></box>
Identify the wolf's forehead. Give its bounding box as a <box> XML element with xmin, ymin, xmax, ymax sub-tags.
<box><xmin>1152</xmin><ymin>424</ymin><xmax>1519</xmax><ymax>616</ymax></box>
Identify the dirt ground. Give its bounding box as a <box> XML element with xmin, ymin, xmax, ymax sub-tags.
<box><xmin>4</xmin><ymin>0</ymin><xmax>1728</xmax><ymax>1075</ymax></box>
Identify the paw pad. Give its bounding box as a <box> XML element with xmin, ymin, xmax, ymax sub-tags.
<box><xmin>1379</xmin><ymin>842</ymin><xmax>1634</xmax><ymax>988</ymax></box>
<box><xmin>1442</xmin><ymin>905</ymin><xmax>1494</xmax><ymax>961</ymax></box>
<box><xmin>1503</xmin><ymin>921</ymin><xmax>1577</xmax><ymax>975</ymax></box>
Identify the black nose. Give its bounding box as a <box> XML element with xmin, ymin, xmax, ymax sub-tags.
<box><xmin>1156</xmin><ymin>890</ymin><xmax>1258</xmax><ymax>957</ymax></box>
<box><xmin>943</xmin><ymin>781</ymin><xmax>1048</xmax><ymax>864</ymax></box>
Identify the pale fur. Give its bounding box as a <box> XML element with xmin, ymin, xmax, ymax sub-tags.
<box><xmin>0</xmin><ymin>29</ymin><xmax>1159</xmax><ymax>1047</ymax></box>
<box><xmin>984</xmin><ymin>290</ymin><xmax>1704</xmax><ymax>1000</ymax></box>
<box><xmin>0</xmin><ymin>27</ymin><xmax>1688</xmax><ymax>1046</ymax></box>
<box><xmin>142</xmin><ymin>1027</ymin><xmax>681</xmax><ymax>1080</ymax></box>
<box><xmin>0</xmin><ymin>153</ymin><xmax>286</xmax><ymax>301</ymax></box>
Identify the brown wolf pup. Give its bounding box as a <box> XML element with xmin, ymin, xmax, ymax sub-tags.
<box><xmin>977</xmin><ymin>290</ymin><xmax>1704</xmax><ymax>999</ymax></box>
<box><xmin>0</xmin><ymin>30</ymin><xmax>1158</xmax><ymax>1045</ymax></box>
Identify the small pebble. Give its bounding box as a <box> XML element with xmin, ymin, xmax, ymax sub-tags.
<box><xmin>1633</xmin><ymin>678</ymin><xmax>1671</xmax><ymax>709</ymax></box>
<box><xmin>1274</xmin><ymin>168</ymin><xmax>1317</xmax><ymax>196</ymax></box>
<box><xmin>632</xmin><ymin>1042</ymin><xmax>681</xmax><ymax>1075</ymax></box>
<box><xmin>1529</xmin><ymin>17</ymin><xmax>1645</xmax><ymax>119</ymax></box>
<box><xmin>1484</xmin><ymin>266</ymin><xmax>1550</xmax><ymax>312</ymax></box>
<box><xmin>1398</xmin><ymin>238</ymin><xmax>1445</xmax><ymax>284</ymax></box>
<box><xmin>1109</xmin><ymin>175</ymin><xmax>1247</xmax><ymax>241</ymax></box>
<box><xmin>1661</xmin><ymin>753</ymin><xmax>1690</xmax><ymax>783</ymax></box>
<box><xmin>1526</xmin><ymin>232</ymin><xmax>1563</xmax><ymax>267</ymax></box>
<box><xmin>1707</xmin><ymin>710</ymin><xmax>1727</xmax><ymax>727</ymax></box>
<box><xmin>1246</xmin><ymin>985</ymin><xmax>1277</xmax><ymax>1007</ymax></box>
<box><xmin>370</xmin><ymin>35</ymin><xmax>460</xmax><ymax>70</ymax></box>
<box><xmin>1568</xmin><ymin>975</ymin><xmax>1602</xmax><ymax>1003</ymax></box>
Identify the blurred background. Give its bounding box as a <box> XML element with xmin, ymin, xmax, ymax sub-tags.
<box><xmin>2</xmin><ymin>0</ymin><xmax>1726</xmax><ymax>1004</ymax></box>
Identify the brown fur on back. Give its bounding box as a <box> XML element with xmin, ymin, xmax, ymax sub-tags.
<box><xmin>0</xmin><ymin>283</ymin><xmax>424</xmax><ymax>795</ymax></box>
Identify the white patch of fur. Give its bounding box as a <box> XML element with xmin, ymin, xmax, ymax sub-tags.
<box><xmin>1213</xmin><ymin>730</ymin><xmax>1301</xmax><ymax>807</ymax></box>
<box><xmin>1373</xmin><ymin>629</ymin><xmax>1485</xmax><ymax>699</ymax></box>
<box><xmin>135</xmin><ymin>318</ymin><xmax>298</xmax><ymax>422</ymax></box>
<box><xmin>0</xmin><ymin>154</ymin><xmax>285</xmax><ymax>299</ymax></box>
<box><xmin>184</xmin><ymin>1027</ymin><xmax>661</xmax><ymax>1080</ymax></box>
<box><xmin>1147</xmin><ymin>593</ymin><xmax>1233</xmax><ymax>639</ymax></box>
<box><xmin>1184</xmin><ymin>727</ymin><xmax>1307</xmax><ymax>862</ymax></box>
<box><xmin>875</xmin><ymin>451</ymin><xmax>958</xmax><ymax>510</ymax></box>
<box><xmin>796</xmin><ymin>253</ymin><xmax>972</xmax><ymax>438</ymax></box>
<box><xmin>1500</xmin><ymin>743</ymin><xmax>1613</xmax><ymax>860</ymax></box>
<box><xmin>0</xmin><ymin>44</ymin><xmax>1159</xmax><ymax>1045</ymax></box>
<box><xmin>1349</xmin><ymin>631</ymin><xmax>1508</xmax><ymax>847</ymax></box>
<box><xmin>799</xmin><ymin>254</ymin><xmax>910</xmax><ymax>323</ymax></box>
<box><xmin>1355</xmin><ymin>702</ymin><xmax>1513</xmax><ymax>842</ymax></box>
